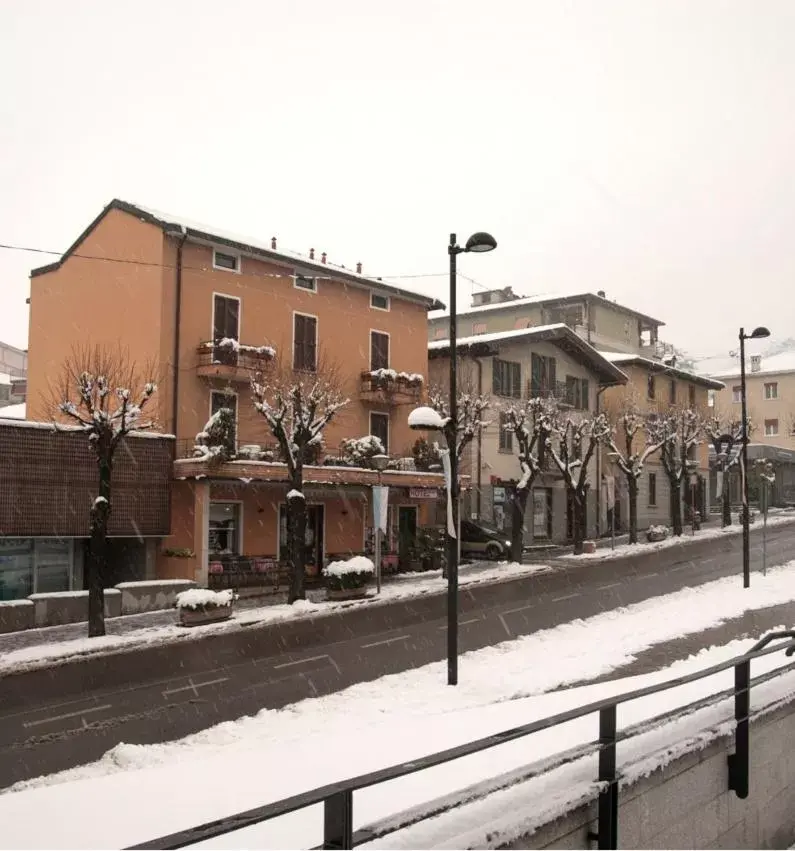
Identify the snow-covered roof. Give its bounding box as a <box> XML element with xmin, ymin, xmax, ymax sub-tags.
<box><xmin>597</xmin><ymin>351</ymin><xmax>725</xmax><ymax>389</ymax></box>
<box><xmin>428</xmin><ymin>291</ymin><xmax>664</xmax><ymax>326</ymax></box>
<box><xmin>429</xmin><ymin>324</ymin><xmax>628</xmax><ymax>386</ymax></box>
<box><xmin>0</xmin><ymin>402</ymin><xmax>25</xmax><ymax>418</ymax></box>
<box><xmin>705</xmin><ymin>350</ymin><xmax>795</xmax><ymax>380</ymax></box>
<box><xmin>31</xmin><ymin>199</ymin><xmax>444</xmax><ymax>311</ymax></box>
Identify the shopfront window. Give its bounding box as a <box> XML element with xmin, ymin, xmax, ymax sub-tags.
<box><xmin>209</xmin><ymin>502</ymin><xmax>241</xmax><ymax>555</ymax></box>
<box><xmin>0</xmin><ymin>538</ymin><xmax>74</xmax><ymax>600</ymax></box>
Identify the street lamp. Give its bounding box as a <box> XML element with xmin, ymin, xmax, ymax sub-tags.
<box><xmin>409</xmin><ymin>231</ymin><xmax>497</xmax><ymax>688</ymax></box>
<box><xmin>739</xmin><ymin>325</ymin><xmax>770</xmax><ymax>588</ymax></box>
<box><xmin>371</xmin><ymin>453</ymin><xmax>390</xmax><ymax>595</ymax></box>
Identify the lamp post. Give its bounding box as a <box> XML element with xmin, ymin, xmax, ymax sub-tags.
<box><xmin>607</xmin><ymin>452</ymin><xmax>619</xmax><ymax>550</ymax></box>
<box><xmin>739</xmin><ymin>325</ymin><xmax>770</xmax><ymax>588</ymax></box>
<box><xmin>409</xmin><ymin>230</ymin><xmax>496</xmax><ymax>687</ymax></box>
<box><xmin>371</xmin><ymin>453</ymin><xmax>390</xmax><ymax>594</ymax></box>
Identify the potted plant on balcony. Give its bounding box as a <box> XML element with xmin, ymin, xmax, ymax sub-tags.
<box><xmin>396</xmin><ymin>372</ymin><xmax>424</xmax><ymax>390</ymax></box>
<box><xmin>412</xmin><ymin>437</ymin><xmax>442</xmax><ymax>472</ymax></box>
<box><xmin>340</xmin><ymin>435</ymin><xmax>386</xmax><ymax>468</ymax></box>
<box><xmin>193</xmin><ymin>407</ymin><xmax>236</xmax><ymax>466</ymax></box>
<box><xmin>323</xmin><ymin>555</ymin><xmax>375</xmax><ymax>600</ymax></box>
<box><xmin>175</xmin><ymin>588</ymin><xmax>237</xmax><ymax>626</ymax></box>
<box><xmin>367</xmin><ymin>368</ymin><xmax>398</xmax><ymax>391</ymax></box>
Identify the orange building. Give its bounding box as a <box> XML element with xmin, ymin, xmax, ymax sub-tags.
<box><xmin>27</xmin><ymin>200</ymin><xmax>446</xmax><ymax>586</ymax></box>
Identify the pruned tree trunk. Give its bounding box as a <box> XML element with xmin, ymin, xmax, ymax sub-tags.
<box><xmin>572</xmin><ymin>495</ymin><xmax>586</xmax><ymax>555</ymax></box>
<box><xmin>722</xmin><ymin>475</ymin><xmax>732</xmax><ymax>527</ymax></box>
<box><xmin>628</xmin><ymin>476</ymin><xmax>639</xmax><ymax>545</ymax></box>
<box><xmin>286</xmin><ymin>485</ymin><xmax>307</xmax><ymax>603</ymax></box>
<box><xmin>510</xmin><ymin>487</ymin><xmax>530</xmax><ymax>563</ymax></box>
<box><xmin>670</xmin><ymin>479</ymin><xmax>683</xmax><ymax>536</ymax></box>
<box><xmin>87</xmin><ymin>458</ymin><xmax>112</xmax><ymax>638</ymax></box>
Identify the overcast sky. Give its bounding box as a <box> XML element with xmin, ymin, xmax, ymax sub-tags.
<box><xmin>1</xmin><ymin>0</ymin><xmax>793</xmax><ymax>359</ymax></box>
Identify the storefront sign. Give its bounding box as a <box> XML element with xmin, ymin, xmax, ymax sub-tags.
<box><xmin>493</xmin><ymin>487</ymin><xmax>506</xmax><ymax>504</ymax></box>
<box><xmin>409</xmin><ymin>487</ymin><xmax>439</xmax><ymax>499</ymax></box>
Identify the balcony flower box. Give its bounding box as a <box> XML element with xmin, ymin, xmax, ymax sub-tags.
<box><xmin>175</xmin><ymin>588</ymin><xmax>236</xmax><ymax>627</ymax></box>
<box><xmin>323</xmin><ymin>556</ymin><xmax>375</xmax><ymax>600</ymax></box>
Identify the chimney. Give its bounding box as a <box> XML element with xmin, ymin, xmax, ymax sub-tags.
<box><xmin>356</xmin><ymin>262</ymin><xmax>362</xmax><ymax>274</ymax></box>
<box><xmin>597</xmin><ymin>290</ymin><xmax>606</xmax><ymax>298</ymax></box>
<box><xmin>751</xmin><ymin>355</ymin><xmax>762</xmax><ymax>373</ymax></box>
<box><xmin>271</xmin><ymin>237</ymin><xmax>277</xmax><ymax>250</ymax></box>
<box><xmin>309</xmin><ymin>248</ymin><xmax>315</xmax><ymax>260</ymax></box>
<box><xmin>321</xmin><ymin>252</ymin><xmax>327</xmax><ymax>264</ymax></box>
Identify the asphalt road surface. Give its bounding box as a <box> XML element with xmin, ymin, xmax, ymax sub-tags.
<box><xmin>1</xmin><ymin>523</ymin><xmax>794</xmax><ymax>789</ymax></box>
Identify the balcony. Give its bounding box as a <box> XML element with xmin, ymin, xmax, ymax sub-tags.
<box><xmin>527</xmin><ymin>380</ymin><xmax>588</xmax><ymax>410</ymax></box>
<box><xmin>196</xmin><ymin>340</ymin><xmax>276</xmax><ymax>383</ymax></box>
<box><xmin>359</xmin><ymin>370</ymin><xmax>423</xmax><ymax>405</ymax></box>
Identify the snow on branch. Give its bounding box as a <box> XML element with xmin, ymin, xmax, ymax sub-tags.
<box><xmin>647</xmin><ymin>407</ymin><xmax>704</xmax><ymax>483</ymax></box>
<box><xmin>546</xmin><ymin>411</ymin><xmax>610</xmax><ymax>495</ymax></box>
<box><xmin>428</xmin><ymin>386</ymin><xmax>490</xmax><ymax>462</ymax></box>
<box><xmin>608</xmin><ymin>404</ymin><xmax>667</xmax><ymax>480</ymax></box>
<box><xmin>501</xmin><ymin>397</ymin><xmax>556</xmax><ymax>492</ymax></box>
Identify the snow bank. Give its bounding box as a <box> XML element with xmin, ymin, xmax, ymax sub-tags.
<box><xmin>408</xmin><ymin>406</ymin><xmax>446</xmax><ymax>430</ymax></box>
<box><xmin>175</xmin><ymin>589</ymin><xmax>236</xmax><ymax>610</ymax></box>
<box><xmin>323</xmin><ymin>556</ymin><xmax>375</xmax><ymax>577</ymax></box>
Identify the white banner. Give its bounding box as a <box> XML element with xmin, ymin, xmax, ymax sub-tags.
<box><xmin>605</xmin><ymin>475</ymin><xmax>615</xmax><ymax>506</ymax></box>
<box><xmin>716</xmin><ymin>470</ymin><xmax>724</xmax><ymax>500</ymax></box>
<box><xmin>372</xmin><ymin>485</ymin><xmax>389</xmax><ymax>534</ymax></box>
<box><xmin>440</xmin><ymin>449</ymin><xmax>456</xmax><ymax>538</ymax></box>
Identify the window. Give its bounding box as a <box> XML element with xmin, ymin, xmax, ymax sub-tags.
<box><xmin>498</xmin><ymin>412</ymin><xmax>513</xmax><ymax>453</ymax></box>
<box><xmin>209</xmin><ymin>503</ymin><xmax>241</xmax><ymax>555</ymax></box>
<box><xmin>213</xmin><ymin>250</ymin><xmax>239</xmax><ymax>272</ymax></box>
<box><xmin>370</xmin><ymin>412</ymin><xmax>389</xmax><ymax>453</ymax></box>
<box><xmin>433</xmin><ymin>328</ymin><xmax>446</xmax><ymax>340</ymax></box>
<box><xmin>565</xmin><ymin>375</ymin><xmax>590</xmax><ymax>410</ymax></box>
<box><xmin>212</xmin><ymin>294</ymin><xmax>240</xmax><ymax>365</ymax></box>
<box><xmin>295</xmin><ymin>275</ymin><xmax>317</xmax><ymax>292</ymax></box>
<box><xmin>293</xmin><ymin>313</ymin><xmax>317</xmax><ymax>372</ymax></box>
<box><xmin>669</xmin><ymin>379</ymin><xmax>677</xmax><ymax>405</ymax></box>
<box><xmin>764</xmin><ymin>382</ymin><xmax>778</xmax><ymax>400</ymax></box>
<box><xmin>689</xmin><ymin>384</ymin><xmax>697</xmax><ymax>408</ymax></box>
<box><xmin>648</xmin><ymin>473</ymin><xmax>657</xmax><ymax>506</ymax></box>
<box><xmin>733</xmin><ymin>386</ymin><xmax>742</xmax><ymax>404</ymax></box>
<box><xmin>493</xmin><ymin>358</ymin><xmax>521</xmax><ymax>398</ymax></box>
<box><xmin>473</xmin><ymin>322</ymin><xmax>487</xmax><ymax>335</ymax></box>
<box><xmin>370</xmin><ymin>331</ymin><xmax>390</xmax><ymax>371</ymax></box>
<box><xmin>530</xmin><ymin>353</ymin><xmax>557</xmax><ymax>398</ymax></box>
<box><xmin>764</xmin><ymin>419</ymin><xmax>779</xmax><ymax>436</ymax></box>
<box><xmin>370</xmin><ymin>292</ymin><xmax>389</xmax><ymax>311</ymax></box>
<box><xmin>647</xmin><ymin>374</ymin><xmax>656</xmax><ymax>401</ymax></box>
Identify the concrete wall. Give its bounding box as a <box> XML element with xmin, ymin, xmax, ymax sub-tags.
<box><xmin>116</xmin><ymin>579</ymin><xmax>195</xmax><ymax>615</ymax></box>
<box><xmin>505</xmin><ymin>699</ymin><xmax>795</xmax><ymax>850</ymax></box>
<box><xmin>29</xmin><ymin>589</ymin><xmax>122</xmax><ymax>628</ymax></box>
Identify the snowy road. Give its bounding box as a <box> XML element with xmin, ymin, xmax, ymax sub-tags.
<box><xmin>1</xmin><ymin>521</ymin><xmax>794</xmax><ymax>789</ymax></box>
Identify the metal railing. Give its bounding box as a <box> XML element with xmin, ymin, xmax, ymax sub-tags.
<box><xmin>128</xmin><ymin>630</ymin><xmax>795</xmax><ymax>851</ymax></box>
<box><xmin>527</xmin><ymin>379</ymin><xmax>589</xmax><ymax>409</ymax></box>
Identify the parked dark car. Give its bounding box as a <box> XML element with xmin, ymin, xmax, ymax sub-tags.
<box><xmin>460</xmin><ymin>519</ymin><xmax>511</xmax><ymax>560</ymax></box>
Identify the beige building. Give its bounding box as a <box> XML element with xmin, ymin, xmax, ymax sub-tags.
<box><xmin>427</xmin><ymin>287</ymin><xmax>670</xmax><ymax>358</ymax></box>
<box><xmin>707</xmin><ymin>351</ymin><xmax>795</xmax><ymax>452</ymax></box>
<box><xmin>427</xmin><ymin>324</ymin><xmax>627</xmax><ymax>543</ymax></box>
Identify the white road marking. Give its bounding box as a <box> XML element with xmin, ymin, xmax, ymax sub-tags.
<box><xmin>24</xmin><ymin>703</ymin><xmax>113</xmax><ymax>729</ymax></box>
<box><xmin>361</xmin><ymin>634</ymin><xmax>411</xmax><ymax>649</ymax></box>
<box><xmin>162</xmin><ymin>676</ymin><xmax>228</xmax><ymax>699</ymax></box>
<box><xmin>551</xmin><ymin>592</ymin><xmax>579</xmax><ymax>602</ymax></box>
<box><xmin>497</xmin><ymin>604</ymin><xmax>534</xmax><ymax>637</ymax></box>
<box><xmin>273</xmin><ymin>654</ymin><xmax>331</xmax><ymax>670</ymax></box>
<box><xmin>437</xmin><ymin>617</ymin><xmax>480</xmax><ymax>630</ymax></box>
<box><xmin>598</xmin><ymin>582</ymin><xmax>622</xmax><ymax>590</ymax></box>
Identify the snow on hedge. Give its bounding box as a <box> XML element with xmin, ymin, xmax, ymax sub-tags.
<box><xmin>322</xmin><ymin>556</ymin><xmax>375</xmax><ymax>578</ymax></box>
<box><xmin>408</xmin><ymin>406</ymin><xmax>447</xmax><ymax>430</ymax></box>
<box><xmin>175</xmin><ymin>589</ymin><xmax>236</xmax><ymax>610</ymax></box>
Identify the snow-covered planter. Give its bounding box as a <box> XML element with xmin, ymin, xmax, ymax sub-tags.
<box><xmin>339</xmin><ymin>435</ymin><xmax>386</xmax><ymax>468</ymax></box>
<box><xmin>646</xmin><ymin>524</ymin><xmax>669</xmax><ymax>543</ymax></box>
<box><xmin>175</xmin><ymin>588</ymin><xmax>237</xmax><ymax>626</ymax></box>
<box><xmin>322</xmin><ymin>556</ymin><xmax>375</xmax><ymax>600</ymax></box>
<box><xmin>396</xmin><ymin>372</ymin><xmax>424</xmax><ymax>389</ymax></box>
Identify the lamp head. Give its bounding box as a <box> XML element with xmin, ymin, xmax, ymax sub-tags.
<box><xmin>371</xmin><ymin>454</ymin><xmax>390</xmax><ymax>472</ymax></box>
<box><xmin>464</xmin><ymin>232</ymin><xmax>497</xmax><ymax>253</ymax></box>
<box><xmin>750</xmin><ymin>326</ymin><xmax>771</xmax><ymax>340</ymax></box>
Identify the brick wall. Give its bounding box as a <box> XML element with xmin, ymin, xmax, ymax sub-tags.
<box><xmin>0</xmin><ymin>423</ymin><xmax>173</xmax><ymax>537</ymax></box>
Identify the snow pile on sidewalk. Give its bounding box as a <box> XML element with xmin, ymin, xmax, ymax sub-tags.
<box><xmin>2</xmin><ymin>563</ymin><xmax>795</xmax><ymax>849</ymax></box>
<box><xmin>0</xmin><ymin>560</ymin><xmax>551</xmax><ymax>675</ymax></box>
<box><xmin>563</xmin><ymin>513</ymin><xmax>795</xmax><ymax>561</ymax></box>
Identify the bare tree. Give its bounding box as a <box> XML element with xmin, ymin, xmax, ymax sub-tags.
<box><xmin>428</xmin><ymin>386</ymin><xmax>489</xmax><ymax>573</ymax></box>
<box><xmin>501</xmin><ymin>398</ymin><xmax>556</xmax><ymax>561</ymax></box>
<box><xmin>704</xmin><ymin>413</ymin><xmax>746</xmax><ymax>527</ymax></box>
<box><xmin>647</xmin><ymin>408</ymin><xmax>702</xmax><ymax>536</ymax></box>
<box><xmin>546</xmin><ymin>412</ymin><xmax>611</xmax><ymax>555</ymax></box>
<box><xmin>251</xmin><ymin>363</ymin><xmax>348</xmax><ymax>602</ymax></box>
<box><xmin>54</xmin><ymin>345</ymin><xmax>157</xmax><ymax>637</ymax></box>
<box><xmin>606</xmin><ymin>403</ymin><xmax>668</xmax><ymax>544</ymax></box>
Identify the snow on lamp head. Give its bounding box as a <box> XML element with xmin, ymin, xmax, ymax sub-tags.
<box><xmin>408</xmin><ymin>406</ymin><xmax>446</xmax><ymax>432</ymax></box>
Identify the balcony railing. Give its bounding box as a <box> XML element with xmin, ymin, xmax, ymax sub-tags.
<box><xmin>360</xmin><ymin>370</ymin><xmax>423</xmax><ymax>405</ymax></box>
<box><xmin>196</xmin><ymin>341</ymin><xmax>276</xmax><ymax>381</ymax></box>
<box><xmin>527</xmin><ymin>380</ymin><xmax>588</xmax><ymax>410</ymax></box>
